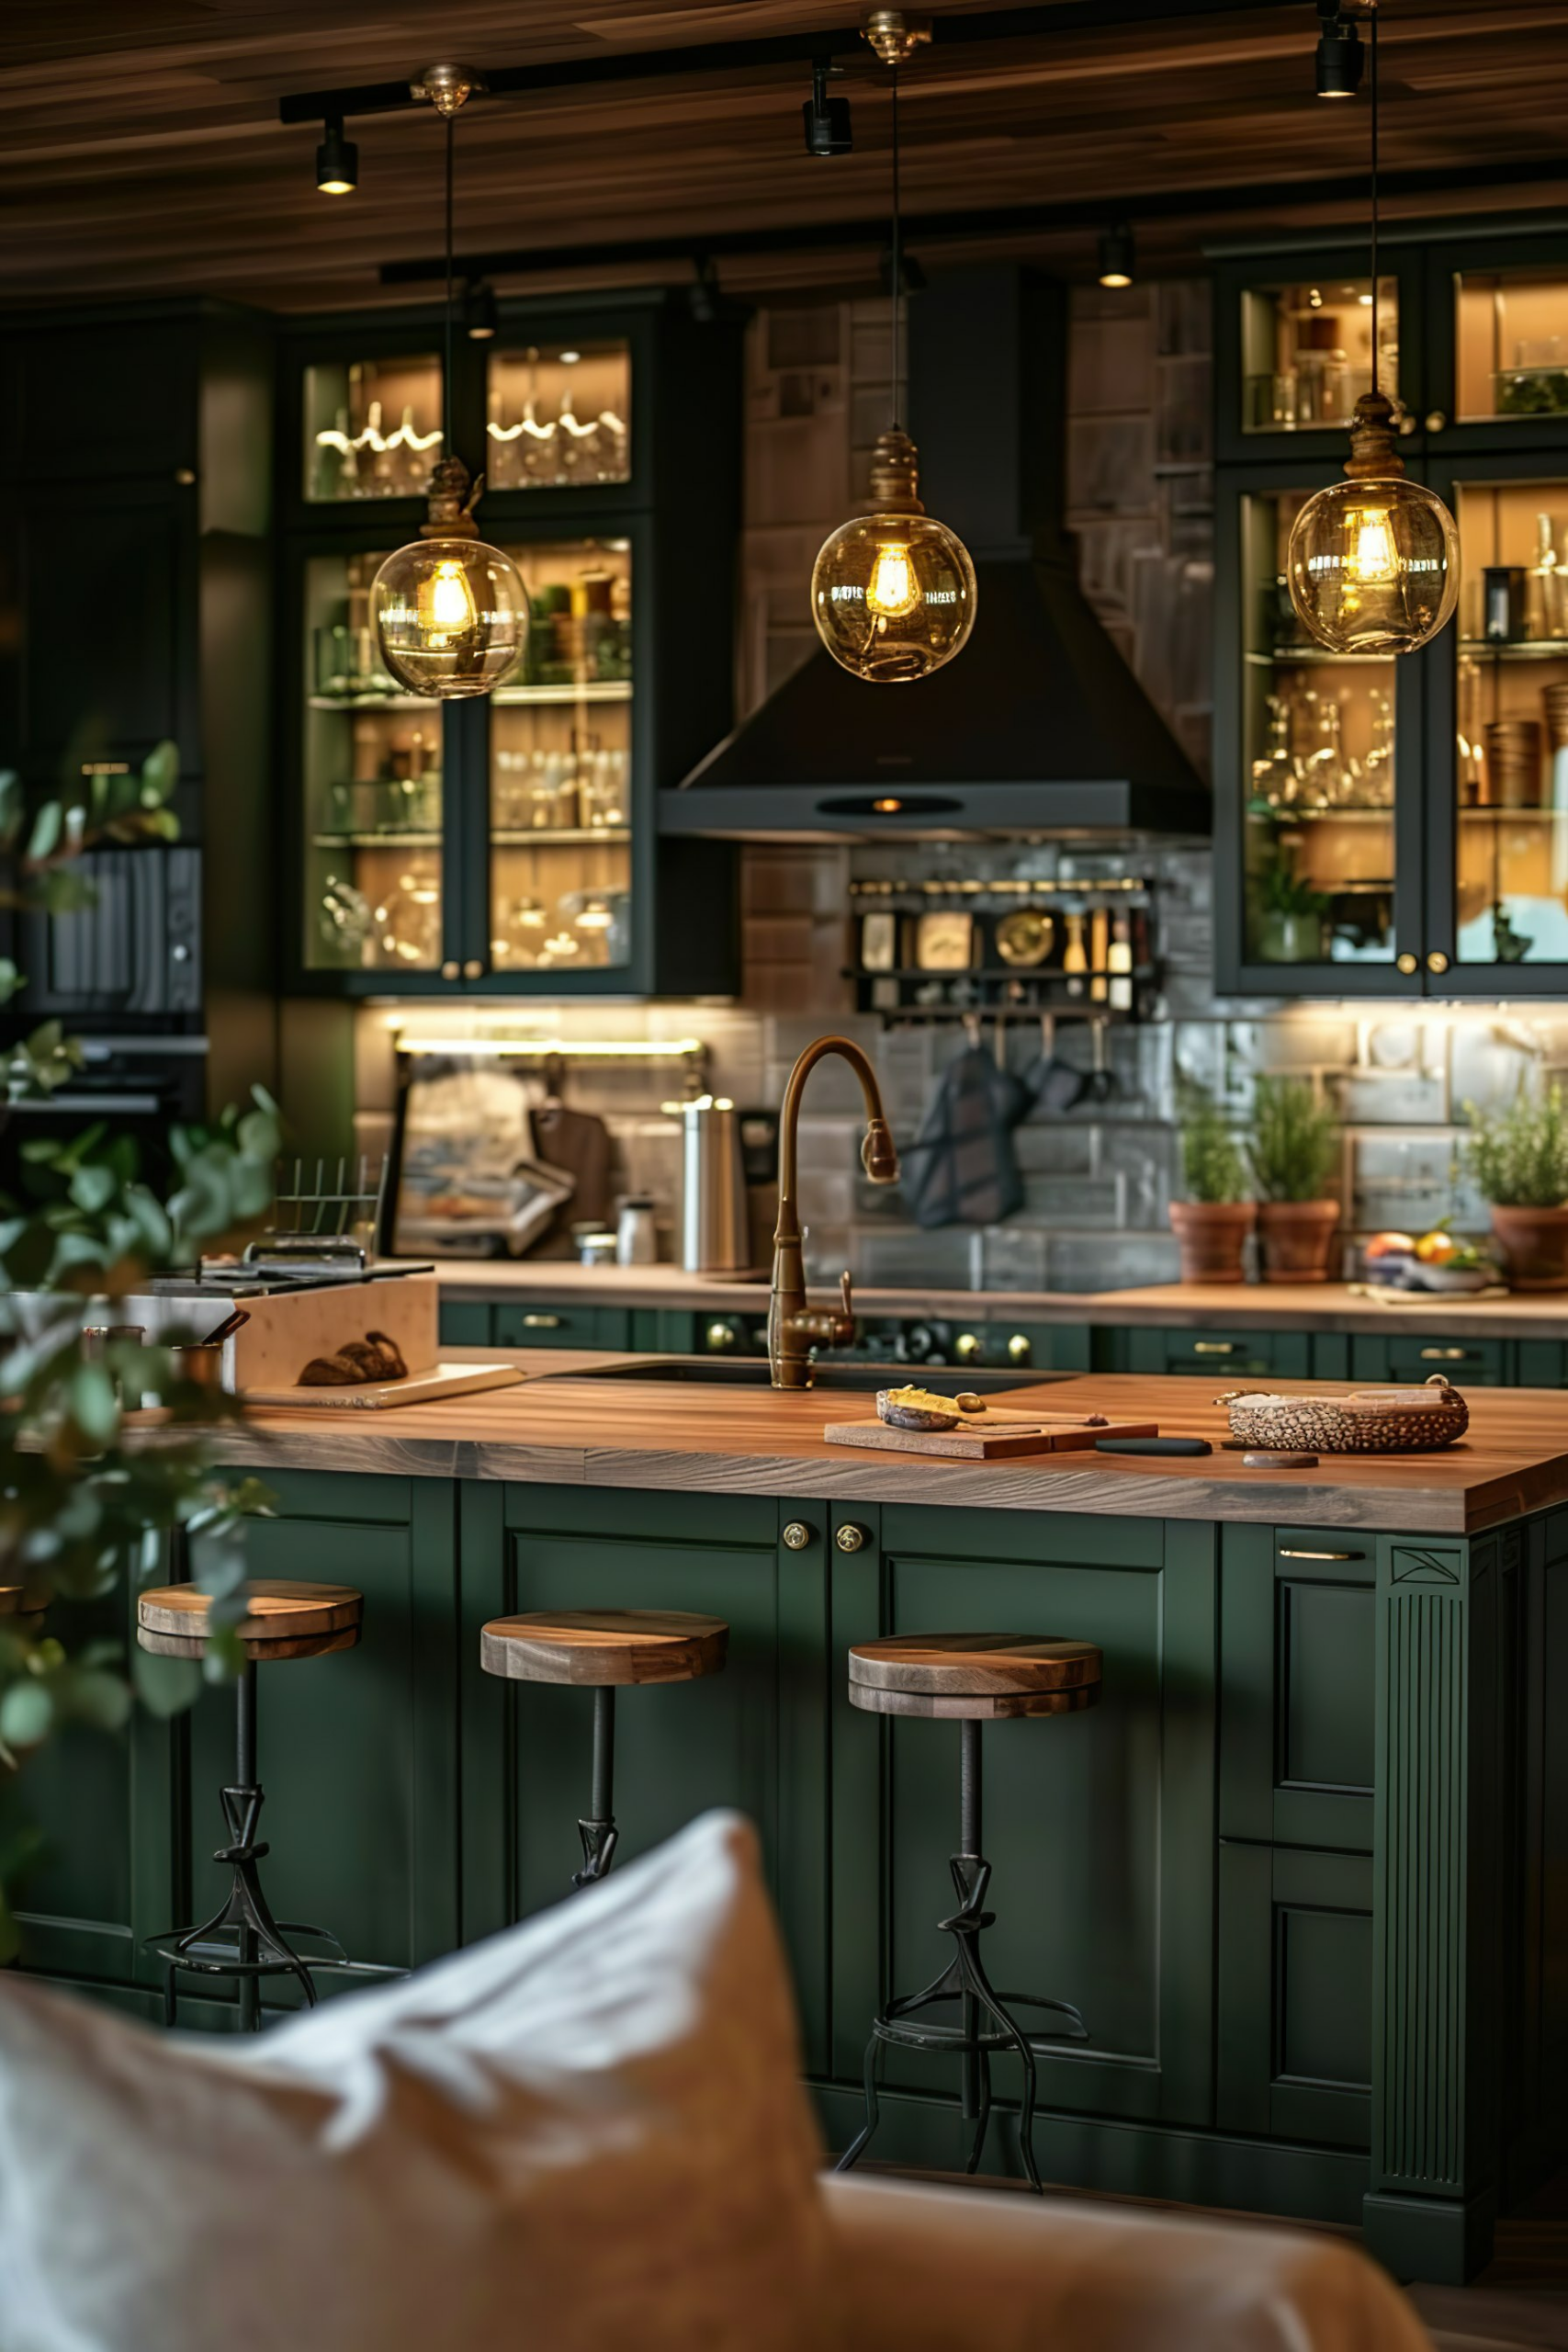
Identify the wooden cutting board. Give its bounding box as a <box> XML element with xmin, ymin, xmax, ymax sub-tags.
<box><xmin>823</xmin><ymin>1417</ymin><xmax>1159</xmax><ymax>1460</ymax></box>
<box><xmin>242</xmin><ymin>1362</ymin><xmax>525</xmax><ymax>1411</ymax></box>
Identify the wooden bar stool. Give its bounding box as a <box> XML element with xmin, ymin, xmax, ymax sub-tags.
<box><xmin>836</xmin><ymin>1630</ymin><xmax>1102</xmax><ymax>2190</ymax></box>
<box><xmin>138</xmin><ymin>1579</ymin><xmax>363</xmax><ymax>2030</ymax></box>
<box><xmin>480</xmin><ymin>1609</ymin><xmax>728</xmax><ymax>1889</ymax></box>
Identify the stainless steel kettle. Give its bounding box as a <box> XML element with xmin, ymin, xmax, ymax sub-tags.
<box><xmin>676</xmin><ymin>1097</ymin><xmax>750</xmax><ymax>1273</ymax></box>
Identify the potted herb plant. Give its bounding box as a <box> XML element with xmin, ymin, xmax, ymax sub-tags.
<box><xmin>1463</xmin><ymin>1082</ymin><xmax>1568</xmax><ymax>1289</ymax></box>
<box><xmin>1169</xmin><ymin>1091</ymin><xmax>1254</xmax><ymax>1284</ymax></box>
<box><xmin>1253</xmin><ymin>850</ymin><xmax>1331</xmax><ymax>965</ymax></box>
<box><xmin>1247</xmin><ymin>1075</ymin><xmax>1341</xmax><ymax>1283</ymax></box>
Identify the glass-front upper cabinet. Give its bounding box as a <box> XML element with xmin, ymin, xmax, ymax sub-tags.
<box><xmin>302</xmin><ymin>353</ymin><xmax>443</xmax><ymax>504</ymax></box>
<box><xmin>1237</xmin><ymin>484</ymin><xmax>1404</xmax><ymax>970</ymax></box>
<box><xmin>1214</xmin><ymin>248</ymin><xmax>1417</xmax><ymax>463</ymax></box>
<box><xmin>1452</xmin><ymin>267</ymin><xmax>1568</xmax><ymax>432</ymax></box>
<box><xmin>484</xmin><ymin>341</ymin><xmax>632</xmax><ymax>493</ymax></box>
<box><xmin>1437</xmin><ymin>469</ymin><xmax>1568</xmax><ymax>978</ymax></box>
<box><xmin>301</xmin><ymin>548</ymin><xmax>446</xmax><ymax>974</ymax></box>
<box><xmin>1239</xmin><ymin>272</ymin><xmax>1399</xmax><ymax>438</ymax></box>
<box><xmin>488</xmin><ymin>537</ymin><xmax>633</xmax><ymax>977</ymax></box>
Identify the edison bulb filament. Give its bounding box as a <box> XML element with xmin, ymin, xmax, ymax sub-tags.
<box><xmin>865</xmin><ymin>542</ymin><xmax>919</xmax><ymax>619</ymax></box>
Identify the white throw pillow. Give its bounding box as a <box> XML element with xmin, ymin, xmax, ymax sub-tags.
<box><xmin>0</xmin><ymin>1811</ymin><xmax>834</xmax><ymax>2352</ymax></box>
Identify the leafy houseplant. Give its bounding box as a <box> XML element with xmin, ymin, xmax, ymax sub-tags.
<box><xmin>1247</xmin><ymin>1076</ymin><xmax>1341</xmax><ymax>1283</ymax></box>
<box><xmin>1169</xmin><ymin>1091</ymin><xmax>1254</xmax><ymax>1285</ymax></box>
<box><xmin>0</xmin><ymin>745</ymin><xmax>279</xmax><ymax>1962</ymax></box>
<box><xmin>1463</xmin><ymin>1082</ymin><xmax>1568</xmax><ymax>1289</ymax></box>
<box><xmin>1253</xmin><ymin>850</ymin><xmax>1332</xmax><ymax>966</ymax></box>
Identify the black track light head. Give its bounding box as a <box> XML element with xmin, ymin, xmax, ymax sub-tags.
<box><xmin>803</xmin><ymin>60</ymin><xmax>852</xmax><ymax>157</ymax></box>
<box><xmin>1315</xmin><ymin>6</ymin><xmax>1364</xmax><ymax>97</ymax></box>
<box><xmin>1098</xmin><ymin>221</ymin><xmax>1135</xmax><ymax>288</ymax></box>
<box><xmin>316</xmin><ymin>114</ymin><xmax>358</xmax><ymax>193</ymax></box>
<box><xmin>464</xmin><ymin>278</ymin><xmax>500</xmax><ymax>339</ymax></box>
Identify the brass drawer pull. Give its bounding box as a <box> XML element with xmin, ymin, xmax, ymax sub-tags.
<box><xmin>521</xmin><ymin>1313</ymin><xmax>565</xmax><ymax>1329</ymax></box>
<box><xmin>782</xmin><ymin>1521</ymin><xmax>814</xmax><ymax>1551</ymax></box>
<box><xmin>1192</xmin><ymin>1341</ymin><xmax>1237</xmax><ymax>1355</ymax></box>
<box><xmin>1279</xmin><ymin>1548</ymin><xmax>1361</xmax><ymax>1561</ymax></box>
<box><xmin>836</xmin><ymin>1524</ymin><xmax>868</xmax><ymax>1554</ymax></box>
<box><xmin>1419</xmin><ymin>1346</ymin><xmax>1469</xmax><ymax>1362</ymax></box>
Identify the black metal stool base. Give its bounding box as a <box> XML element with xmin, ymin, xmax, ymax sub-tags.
<box><xmin>148</xmin><ymin>1662</ymin><xmax>348</xmax><ymax>2032</ymax></box>
<box><xmin>836</xmin><ymin>1721</ymin><xmax>1089</xmax><ymax>2190</ymax></box>
<box><xmin>571</xmin><ymin>1686</ymin><xmax>619</xmax><ymax>1889</ymax></box>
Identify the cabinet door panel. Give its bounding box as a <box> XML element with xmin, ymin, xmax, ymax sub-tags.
<box><xmin>1222</xmin><ymin>1525</ymin><xmax>1376</xmax><ymax>1851</ymax></box>
<box><xmin>17</xmin><ymin>481</ymin><xmax>193</xmax><ymax>769</ymax></box>
<box><xmin>1218</xmin><ymin>1844</ymin><xmax>1372</xmax><ymax>2149</ymax></box>
<box><xmin>461</xmin><ymin>1486</ymin><xmax>829</xmax><ymax>2070</ymax></box>
<box><xmin>186</xmin><ymin>1475</ymin><xmax>459</xmax><ymax>2006</ymax></box>
<box><xmin>835</xmin><ymin>1509</ymin><xmax>1215</xmax><ymax>2130</ymax></box>
<box><xmin>492</xmin><ymin>1302</ymin><xmax>630</xmax><ymax>1350</ymax></box>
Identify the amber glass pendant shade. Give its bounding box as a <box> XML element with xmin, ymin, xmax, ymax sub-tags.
<box><xmin>1287</xmin><ymin>392</ymin><xmax>1460</xmax><ymax>655</ymax></box>
<box><xmin>373</xmin><ymin>458</ymin><xmax>527</xmax><ymax>698</ymax></box>
<box><xmin>812</xmin><ymin>430</ymin><xmax>977</xmax><ymax>683</ymax></box>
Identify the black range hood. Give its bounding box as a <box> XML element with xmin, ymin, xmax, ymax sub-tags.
<box><xmin>660</xmin><ymin>266</ymin><xmax>1211</xmax><ymax>843</ymax></box>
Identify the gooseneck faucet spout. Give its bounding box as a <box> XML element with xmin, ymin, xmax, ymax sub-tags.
<box><xmin>769</xmin><ymin>1035</ymin><xmax>900</xmax><ymax>1389</ymax></box>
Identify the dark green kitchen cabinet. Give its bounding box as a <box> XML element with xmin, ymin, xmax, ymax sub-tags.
<box><xmin>455</xmin><ymin>1484</ymin><xmax>831</xmax><ymax>2073</ymax></box>
<box><xmin>1221</xmin><ymin>1523</ymin><xmax>1376</xmax><ymax>1853</ymax></box>
<box><xmin>828</xmin><ymin>1503</ymin><xmax>1218</xmax><ymax>2145</ymax></box>
<box><xmin>1218</xmin><ymin>1843</ymin><xmax>1373</xmax><ymax>2150</ymax></box>
<box><xmin>1213</xmin><ymin>226</ymin><xmax>1568</xmax><ymax>1002</ymax></box>
<box><xmin>1108</xmin><ymin>1324</ymin><xmax>1313</xmax><ymax>1380</ymax></box>
<box><xmin>279</xmin><ymin>291</ymin><xmax>741</xmax><ymax>1001</ymax></box>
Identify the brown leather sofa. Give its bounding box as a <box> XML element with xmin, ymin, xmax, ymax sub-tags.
<box><xmin>824</xmin><ymin>2173</ymin><xmax>1435</xmax><ymax>2351</ymax></box>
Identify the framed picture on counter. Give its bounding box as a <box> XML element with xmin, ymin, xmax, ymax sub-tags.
<box><xmin>383</xmin><ymin>1050</ymin><xmax>573</xmax><ymax>1259</ymax></box>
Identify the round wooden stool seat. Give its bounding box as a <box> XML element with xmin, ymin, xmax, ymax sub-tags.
<box><xmin>848</xmin><ymin>1631</ymin><xmax>1102</xmax><ymax>1721</ymax></box>
<box><xmin>480</xmin><ymin>1609</ymin><xmax>728</xmax><ymax>1688</ymax></box>
<box><xmin>137</xmin><ymin>1581</ymin><xmax>363</xmax><ymax>1664</ymax></box>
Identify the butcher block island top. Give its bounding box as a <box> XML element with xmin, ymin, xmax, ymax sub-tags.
<box><xmin>193</xmin><ymin>1371</ymin><xmax>1568</xmax><ymax>1534</ymax></box>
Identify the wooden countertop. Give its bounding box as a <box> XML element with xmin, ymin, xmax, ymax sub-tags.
<box><xmin>415</xmin><ymin>1259</ymin><xmax>1568</xmax><ymax>1341</ymax></box>
<box><xmin>194</xmin><ymin>1368</ymin><xmax>1568</xmax><ymax>1535</ymax></box>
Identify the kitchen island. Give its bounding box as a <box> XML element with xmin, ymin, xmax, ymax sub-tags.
<box><xmin>19</xmin><ymin>1368</ymin><xmax>1568</xmax><ymax>2287</ymax></box>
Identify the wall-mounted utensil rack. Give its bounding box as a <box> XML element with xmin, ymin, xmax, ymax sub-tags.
<box><xmin>846</xmin><ymin>874</ymin><xmax>1158</xmax><ymax>1022</ymax></box>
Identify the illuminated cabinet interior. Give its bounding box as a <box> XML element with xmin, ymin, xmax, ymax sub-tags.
<box><xmin>1216</xmin><ymin>231</ymin><xmax>1568</xmax><ymax>998</ymax></box>
<box><xmin>280</xmin><ymin>295</ymin><xmax>741</xmax><ymax>999</ymax></box>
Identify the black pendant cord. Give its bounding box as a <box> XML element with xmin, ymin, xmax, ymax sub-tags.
<box><xmin>1369</xmin><ymin>1</ymin><xmax>1380</xmax><ymax>402</ymax></box>
<box><xmin>889</xmin><ymin>65</ymin><xmax>902</xmax><ymax>432</ymax></box>
<box><xmin>444</xmin><ymin>112</ymin><xmax>456</xmax><ymax>454</ymax></box>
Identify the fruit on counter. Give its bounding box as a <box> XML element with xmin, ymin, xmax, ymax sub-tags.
<box><xmin>1366</xmin><ymin>1230</ymin><xmax>1416</xmax><ymax>1263</ymax></box>
<box><xmin>877</xmin><ymin>1385</ymin><xmax>965</xmax><ymax>1430</ymax></box>
<box><xmin>1415</xmin><ymin>1227</ymin><xmax>1459</xmax><ymax>1265</ymax></box>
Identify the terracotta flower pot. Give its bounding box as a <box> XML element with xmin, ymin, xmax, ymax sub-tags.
<box><xmin>1257</xmin><ymin>1198</ymin><xmax>1340</xmax><ymax>1283</ymax></box>
<box><xmin>1489</xmin><ymin>1203</ymin><xmax>1568</xmax><ymax>1290</ymax></box>
<box><xmin>1168</xmin><ymin>1200</ymin><xmax>1255</xmax><ymax>1285</ymax></box>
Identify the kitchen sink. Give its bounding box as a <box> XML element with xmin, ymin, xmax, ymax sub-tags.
<box><xmin>557</xmin><ymin>1358</ymin><xmax>1067</xmax><ymax>1391</ymax></box>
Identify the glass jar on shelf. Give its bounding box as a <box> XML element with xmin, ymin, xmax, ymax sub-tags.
<box><xmin>1240</xmin><ymin>276</ymin><xmax>1397</xmax><ymax>437</ymax></box>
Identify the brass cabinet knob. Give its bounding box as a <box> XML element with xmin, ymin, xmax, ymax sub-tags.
<box><xmin>1395</xmin><ymin>951</ymin><xmax>1419</xmax><ymax>976</ymax></box>
<box><xmin>954</xmin><ymin>1332</ymin><xmax>981</xmax><ymax>1360</ymax></box>
<box><xmin>1427</xmin><ymin>949</ymin><xmax>1450</xmax><ymax>975</ymax></box>
<box><xmin>441</xmin><ymin>959</ymin><xmax>460</xmax><ymax>979</ymax></box>
<box><xmin>1006</xmin><ymin>1332</ymin><xmax>1032</xmax><ymax>1363</ymax></box>
<box><xmin>705</xmin><ymin>1321</ymin><xmax>736</xmax><ymax>1351</ymax></box>
<box><xmin>836</xmin><ymin>1524</ymin><xmax>868</xmax><ymax>1554</ymax></box>
<box><xmin>782</xmin><ymin>1521</ymin><xmax>814</xmax><ymax>1551</ymax></box>
<box><xmin>1425</xmin><ymin>410</ymin><xmax>1448</xmax><ymax>434</ymax></box>
<box><xmin>463</xmin><ymin>958</ymin><xmax>484</xmax><ymax>979</ymax></box>
<box><xmin>173</xmin><ymin>467</ymin><xmax>197</xmax><ymax>486</ymax></box>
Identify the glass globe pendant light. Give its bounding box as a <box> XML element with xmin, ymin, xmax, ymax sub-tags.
<box><xmin>373</xmin><ymin>68</ymin><xmax>527</xmax><ymax>700</ymax></box>
<box><xmin>811</xmin><ymin>28</ymin><xmax>976</xmax><ymax>684</ymax></box>
<box><xmin>1287</xmin><ymin>6</ymin><xmax>1459</xmax><ymax>656</ymax></box>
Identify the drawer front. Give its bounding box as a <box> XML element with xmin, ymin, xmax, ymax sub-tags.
<box><xmin>1217</xmin><ymin>1844</ymin><xmax>1372</xmax><ymax>2150</ymax></box>
<box><xmin>492</xmin><ymin>1303</ymin><xmax>632</xmax><ymax>1351</ymax></box>
<box><xmin>1384</xmin><ymin>1335</ymin><xmax>1504</xmax><ymax>1386</ymax></box>
<box><xmin>1221</xmin><ymin>1525</ymin><xmax>1375</xmax><ymax>1853</ymax></box>
<box><xmin>1131</xmin><ymin>1328</ymin><xmax>1312</xmax><ymax>1380</ymax></box>
<box><xmin>438</xmin><ymin>1301</ymin><xmax>492</xmax><ymax>1348</ymax></box>
<box><xmin>971</xmin><ymin>1321</ymin><xmax>1092</xmax><ymax>1375</ymax></box>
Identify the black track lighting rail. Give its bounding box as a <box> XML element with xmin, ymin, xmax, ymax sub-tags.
<box><xmin>276</xmin><ymin>0</ymin><xmax>1309</xmax><ymax>128</ymax></box>
<box><xmin>377</xmin><ymin>152</ymin><xmax>1568</xmax><ymax>288</ymax></box>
